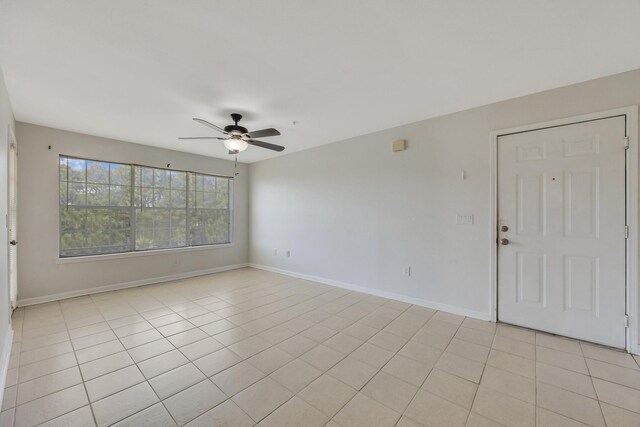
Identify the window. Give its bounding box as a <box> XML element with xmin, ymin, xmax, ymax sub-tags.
<box><xmin>189</xmin><ymin>172</ymin><xmax>232</xmax><ymax>245</ymax></box>
<box><xmin>134</xmin><ymin>166</ymin><xmax>187</xmax><ymax>250</ymax></box>
<box><xmin>59</xmin><ymin>156</ymin><xmax>232</xmax><ymax>257</ymax></box>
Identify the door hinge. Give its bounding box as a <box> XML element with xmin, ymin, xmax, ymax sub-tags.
<box><xmin>624</xmin><ymin>315</ymin><xmax>630</xmax><ymax>328</ymax></box>
<box><xmin>624</xmin><ymin>136</ymin><xmax>630</xmax><ymax>150</ymax></box>
<box><xmin>625</xmin><ymin>225</ymin><xmax>630</xmax><ymax>239</ymax></box>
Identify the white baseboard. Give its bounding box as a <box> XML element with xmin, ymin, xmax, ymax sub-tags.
<box><xmin>17</xmin><ymin>263</ymin><xmax>250</xmax><ymax>306</ymax></box>
<box><xmin>0</xmin><ymin>328</ymin><xmax>14</xmax><ymax>407</ymax></box>
<box><xmin>249</xmin><ymin>263</ymin><xmax>491</xmax><ymax>321</ymax></box>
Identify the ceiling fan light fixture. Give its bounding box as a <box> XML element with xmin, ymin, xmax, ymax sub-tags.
<box><xmin>223</xmin><ymin>138</ymin><xmax>249</xmax><ymax>152</ymax></box>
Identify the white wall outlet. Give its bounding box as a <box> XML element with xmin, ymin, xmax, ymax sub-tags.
<box><xmin>403</xmin><ymin>266</ymin><xmax>411</xmax><ymax>277</ymax></box>
<box><xmin>456</xmin><ymin>213</ymin><xmax>474</xmax><ymax>225</ymax></box>
<box><xmin>286</xmin><ymin>250</ymin><xmax>291</xmax><ymax>257</ymax></box>
<box><xmin>274</xmin><ymin>249</ymin><xmax>277</xmax><ymax>256</ymax></box>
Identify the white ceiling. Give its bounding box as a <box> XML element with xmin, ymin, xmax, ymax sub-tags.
<box><xmin>1</xmin><ymin>1</ymin><xmax>640</xmax><ymax>163</ymax></box>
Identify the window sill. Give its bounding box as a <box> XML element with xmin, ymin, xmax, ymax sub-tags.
<box><xmin>55</xmin><ymin>243</ymin><xmax>234</xmax><ymax>264</ymax></box>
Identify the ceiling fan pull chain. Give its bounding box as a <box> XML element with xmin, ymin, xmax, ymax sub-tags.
<box><xmin>235</xmin><ymin>154</ymin><xmax>239</xmax><ymax>176</ymax></box>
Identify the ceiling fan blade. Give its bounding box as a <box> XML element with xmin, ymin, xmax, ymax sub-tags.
<box><xmin>193</xmin><ymin>118</ymin><xmax>227</xmax><ymax>134</ymax></box>
<box><xmin>247</xmin><ymin>139</ymin><xmax>285</xmax><ymax>152</ymax></box>
<box><xmin>245</xmin><ymin>128</ymin><xmax>281</xmax><ymax>139</ymax></box>
<box><xmin>178</xmin><ymin>136</ymin><xmax>227</xmax><ymax>140</ymax></box>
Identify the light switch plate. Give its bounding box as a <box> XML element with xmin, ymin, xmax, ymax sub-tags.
<box><xmin>456</xmin><ymin>213</ymin><xmax>474</xmax><ymax>225</ymax></box>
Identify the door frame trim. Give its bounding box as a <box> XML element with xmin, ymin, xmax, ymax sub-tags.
<box><xmin>489</xmin><ymin>106</ymin><xmax>639</xmax><ymax>354</ymax></box>
<box><xmin>6</xmin><ymin>125</ymin><xmax>16</xmax><ymax>321</ymax></box>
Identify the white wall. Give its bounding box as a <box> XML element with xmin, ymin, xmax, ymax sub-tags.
<box><xmin>249</xmin><ymin>69</ymin><xmax>640</xmax><ymax>322</ymax></box>
<box><xmin>16</xmin><ymin>123</ymin><xmax>249</xmax><ymax>303</ymax></box>
<box><xmin>0</xmin><ymin>67</ymin><xmax>15</xmax><ymax>382</ymax></box>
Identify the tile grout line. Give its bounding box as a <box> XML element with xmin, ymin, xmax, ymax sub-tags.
<box><xmin>236</xmin><ymin>297</ymin><xmax>414</xmax><ymax>424</ymax></box>
<box><xmin>181</xmin><ymin>281</ymin><xmax>365</xmax><ymax>425</ymax></box>
<box><xmin>324</xmin><ymin>307</ymin><xmax>440</xmax><ymax>426</ymax></box>
<box><xmin>90</xmin><ymin>291</ymin><xmax>188</xmax><ymax>427</ymax></box>
<box><xmin>62</xmin><ymin>298</ymin><xmax>105</xmax><ymax>427</ymax></box>
<box><xmin>13</xmin><ymin>270</ymin><xmax>640</xmax><ymax>426</ymax></box>
<box><xmin>582</xmin><ymin>341</ymin><xmax>609</xmax><ymax>427</ymax></box>
<box><xmin>306</xmin><ymin>304</ymin><xmax>421</xmax><ymax>425</ymax></box>
<box><xmin>33</xmin><ymin>300</ymin><xmax>99</xmax><ymax>427</ymax></box>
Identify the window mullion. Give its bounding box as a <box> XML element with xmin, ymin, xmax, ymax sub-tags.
<box><xmin>130</xmin><ymin>165</ymin><xmax>135</xmax><ymax>252</ymax></box>
<box><xmin>186</xmin><ymin>172</ymin><xmax>190</xmax><ymax>247</ymax></box>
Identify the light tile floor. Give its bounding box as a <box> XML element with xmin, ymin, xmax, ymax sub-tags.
<box><xmin>2</xmin><ymin>267</ymin><xmax>640</xmax><ymax>426</ymax></box>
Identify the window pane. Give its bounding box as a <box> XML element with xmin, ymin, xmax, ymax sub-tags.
<box><xmin>170</xmin><ymin>190</ymin><xmax>186</xmax><ymax>208</ymax></box>
<box><xmin>110</xmin><ymin>185</ymin><xmax>131</xmax><ymax>206</ymax></box>
<box><xmin>111</xmin><ymin>209</ymin><xmax>131</xmax><ymax>231</ymax></box>
<box><xmin>154</xmin><ymin>169</ymin><xmax>170</xmax><ymax>189</ymax></box>
<box><xmin>59</xmin><ymin>157</ymin><xmax>68</xmax><ymax>183</ymax></box>
<box><xmin>59</xmin><ymin>180</ymin><xmax>68</xmax><ymax>206</ymax></box>
<box><xmin>154</xmin><ymin>189</ymin><xmax>171</xmax><ymax>208</ymax></box>
<box><xmin>171</xmin><ymin>171</ymin><xmax>186</xmax><ymax>190</ymax></box>
<box><xmin>110</xmin><ymin>229</ymin><xmax>130</xmax><ymax>250</ymax></box>
<box><xmin>171</xmin><ymin>210</ymin><xmax>187</xmax><ymax>247</ymax></box>
<box><xmin>60</xmin><ymin>207</ymin><xmax>85</xmax><ymax>232</ymax></box>
<box><xmin>143</xmin><ymin>167</ymin><xmax>154</xmax><ymax>186</ymax></box>
<box><xmin>205</xmin><ymin>210</ymin><xmax>230</xmax><ymax>243</ymax></box>
<box><xmin>203</xmin><ymin>192</ymin><xmax>216</xmax><ymax>209</ymax></box>
<box><xmin>136</xmin><ymin>187</ymin><xmax>153</xmax><ymax>208</ymax></box>
<box><xmin>155</xmin><ymin>209</ymin><xmax>171</xmax><ymax>229</ymax></box>
<box><xmin>135</xmin><ymin>227</ymin><xmax>154</xmax><ymax>250</ymax></box>
<box><xmin>87</xmin><ymin>184</ymin><xmax>110</xmax><ymax>206</ymax></box>
<box><xmin>132</xmin><ymin>166</ymin><xmax>189</xmax><ymax>251</ymax></box>
<box><xmin>110</xmin><ymin>164</ymin><xmax>131</xmax><ymax>186</ymax></box>
<box><xmin>68</xmin><ymin>183</ymin><xmax>86</xmax><ymax>205</ymax></box>
<box><xmin>186</xmin><ymin>174</ymin><xmax>232</xmax><ymax>246</ymax></box>
<box><xmin>154</xmin><ymin>228</ymin><xmax>171</xmax><ymax>248</ymax></box>
<box><xmin>67</xmin><ymin>159</ymin><xmax>86</xmax><ymax>182</ymax></box>
<box><xmin>85</xmin><ymin>208</ymin><xmax>110</xmax><ymax>231</ymax></box>
<box><xmin>60</xmin><ymin>231</ymin><xmax>86</xmax><ymax>257</ymax></box>
<box><xmin>135</xmin><ymin>209</ymin><xmax>153</xmax><ymax>229</ymax></box>
<box><xmin>192</xmin><ymin>191</ymin><xmax>204</xmax><ymax>208</ymax></box>
<box><xmin>203</xmin><ymin>175</ymin><xmax>215</xmax><ymax>192</ymax></box>
<box><xmin>215</xmin><ymin>192</ymin><xmax>228</xmax><ymax>209</ymax></box>
<box><xmin>87</xmin><ymin>161</ymin><xmax>110</xmax><ymax>184</ymax></box>
<box><xmin>193</xmin><ymin>174</ymin><xmax>204</xmax><ymax>192</ymax></box>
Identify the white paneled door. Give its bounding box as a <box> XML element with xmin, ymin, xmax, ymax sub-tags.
<box><xmin>497</xmin><ymin>116</ymin><xmax>627</xmax><ymax>347</ymax></box>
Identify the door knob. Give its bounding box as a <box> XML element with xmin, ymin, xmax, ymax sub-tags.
<box><xmin>500</xmin><ymin>225</ymin><xmax>509</xmax><ymax>232</ymax></box>
<box><xmin>500</xmin><ymin>238</ymin><xmax>509</xmax><ymax>245</ymax></box>
<box><xmin>9</xmin><ymin>240</ymin><xmax>16</xmax><ymax>246</ymax></box>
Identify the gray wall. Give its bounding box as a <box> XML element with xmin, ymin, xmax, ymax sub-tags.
<box><xmin>249</xmin><ymin>69</ymin><xmax>640</xmax><ymax>322</ymax></box>
<box><xmin>0</xmin><ymin>68</ymin><xmax>15</xmax><ymax>360</ymax></box>
<box><xmin>16</xmin><ymin>123</ymin><xmax>249</xmax><ymax>301</ymax></box>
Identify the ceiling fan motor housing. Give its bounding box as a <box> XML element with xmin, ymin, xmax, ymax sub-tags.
<box><xmin>224</xmin><ymin>113</ymin><xmax>248</xmax><ymax>135</ymax></box>
<box><xmin>224</xmin><ymin>124</ymin><xmax>248</xmax><ymax>134</ymax></box>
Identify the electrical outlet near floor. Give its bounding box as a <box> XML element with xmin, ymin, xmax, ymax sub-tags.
<box><xmin>274</xmin><ymin>249</ymin><xmax>277</xmax><ymax>256</ymax></box>
<box><xmin>403</xmin><ymin>266</ymin><xmax>411</xmax><ymax>276</ymax></box>
<box><xmin>286</xmin><ymin>250</ymin><xmax>291</xmax><ymax>257</ymax></box>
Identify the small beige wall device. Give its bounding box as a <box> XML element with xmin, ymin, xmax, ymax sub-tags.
<box><xmin>392</xmin><ymin>139</ymin><xmax>407</xmax><ymax>152</ymax></box>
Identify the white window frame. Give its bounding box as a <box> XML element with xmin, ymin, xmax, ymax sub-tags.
<box><xmin>58</xmin><ymin>155</ymin><xmax>234</xmax><ymax>259</ymax></box>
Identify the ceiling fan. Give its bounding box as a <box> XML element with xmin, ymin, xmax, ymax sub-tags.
<box><xmin>179</xmin><ymin>113</ymin><xmax>284</xmax><ymax>154</ymax></box>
